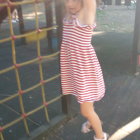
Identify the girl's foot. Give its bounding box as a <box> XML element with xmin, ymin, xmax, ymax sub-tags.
<box><xmin>81</xmin><ymin>120</ymin><xmax>103</xmax><ymax>134</ymax></box>
<box><xmin>81</xmin><ymin>121</ymin><xmax>92</xmax><ymax>133</ymax></box>
<box><xmin>94</xmin><ymin>132</ymin><xmax>109</xmax><ymax>140</ymax></box>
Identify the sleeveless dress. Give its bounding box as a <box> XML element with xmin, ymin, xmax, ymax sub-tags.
<box><xmin>60</xmin><ymin>15</ymin><xmax>105</xmax><ymax>103</ymax></box>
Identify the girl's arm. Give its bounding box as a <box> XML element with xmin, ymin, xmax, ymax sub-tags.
<box><xmin>80</xmin><ymin>0</ymin><xmax>96</xmax><ymax>25</ymax></box>
<box><xmin>83</xmin><ymin>0</ymin><xmax>96</xmax><ymax>10</ymax></box>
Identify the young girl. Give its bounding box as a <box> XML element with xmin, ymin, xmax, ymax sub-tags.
<box><xmin>60</xmin><ymin>0</ymin><xmax>108</xmax><ymax>140</ymax></box>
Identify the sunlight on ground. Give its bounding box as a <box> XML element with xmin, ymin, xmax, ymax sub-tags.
<box><xmin>23</xmin><ymin>12</ymin><xmax>43</xmax><ymax>20</ymax></box>
<box><xmin>109</xmin><ymin>117</ymin><xmax>140</xmax><ymax>140</ymax></box>
<box><xmin>93</xmin><ymin>31</ymin><xmax>106</xmax><ymax>36</ymax></box>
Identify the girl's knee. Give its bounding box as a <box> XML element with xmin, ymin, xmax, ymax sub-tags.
<box><xmin>80</xmin><ymin>102</ymin><xmax>95</xmax><ymax>118</ymax></box>
<box><xmin>81</xmin><ymin>109</ymin><xmax>95</xmax><ymax>118</ymax></box>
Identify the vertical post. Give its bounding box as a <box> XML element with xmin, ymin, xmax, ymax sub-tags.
<box><xmin>55</xmin><ymin>0</ymin><xmax>72</xmax><ymax>116</ymax></box>
<box><xmin>44</xmin><ymin>0</ymin><xmax>54</xmax><ymax>53</ymax></box>
<box><xmin>17</xmin><ymin>5</ymin><xmax>24</xmax><ymax>34</ymax></box>
<box><xmin>61</xmin><ymin>95</ymin><xmax>72</xmax><ymax>116</ymax></box>
<box><xmin>55</xmin><ymin>0</ymin><xmax>64</xmax><ymax>50</ymax></box>
<box><xmin>112</xmin><ymin>0</ymin><xmax>115</xmax><ymax>5</ymax></box>
<box><xmin>132</xmin><ymin>0</ymin><xmax>140</xmax><ymax>74</ymax></box>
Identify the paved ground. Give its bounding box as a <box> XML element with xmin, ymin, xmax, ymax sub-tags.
<box><xmin>43</xmin><ymin>6</ymin><xmax>140</xmax><ymax>140</ymax></box>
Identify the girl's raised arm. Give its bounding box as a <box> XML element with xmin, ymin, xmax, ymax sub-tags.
<box><xmin>82</xmin><ymin>0</ymin><xmax>96</xmax><ymax>25</ymax></box>
<box><xmin>83</xmin><ymin>0</ymin><xmax>96</xmax><ymax>10</ymax></box>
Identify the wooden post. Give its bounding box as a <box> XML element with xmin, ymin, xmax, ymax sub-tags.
<box><xmin>55</xmin><ymin>0</ymin><xmax>64</xmax><ymax>49</ymax></box>
<box><xmin>132</xmin><ymin>0</ymin><xmax>140</xmax><ymax>74</ymax></box>
<box><xmin>44</xmin><ymin>0</ymin><xmax>54</xmax><ymax>53</ymax></box>
<box><xmin>61</xmin><ymin>95</ymin><xmax>72</xmax><ymax>116</ymax></box>
<box><xmin>55</xmin><ymin>0</ymin><xmax>72</xmax><ymax>116</ymax></box>
<box><xmin>112</xmin><ymin>0</ymin><xmax>115</xmax><ymax>5</ymax></box>
<box><xmin>17</xmin><ymin>5</ymin><xmax>25</xmax><ymax>34</ymax></box>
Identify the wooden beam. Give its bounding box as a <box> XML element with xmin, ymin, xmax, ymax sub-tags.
<box><xmin>55</xmin><ymin>0</ymin><xmax>64</xmax><ymax>49</ymax></box>
<box><xmin>44</xmin><ymin>0</ymin><xmax>54</xmax><ymax>53</ymax></box>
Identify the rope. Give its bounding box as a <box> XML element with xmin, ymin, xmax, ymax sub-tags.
<box><xmin>6</xmin><ymin>0</ymin><xmax>30</xmax><ymax>135</ymax></box>
<box><xmin>0</xmin><ymin>0</ymin><xmax>63</xmax><ymax>139</ymax></box>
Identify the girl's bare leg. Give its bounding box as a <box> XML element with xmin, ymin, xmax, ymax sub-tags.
<box><xmin>80</xmin><ymin>102</ymin><xmax>104</xmax><ymax>139</ymax></box>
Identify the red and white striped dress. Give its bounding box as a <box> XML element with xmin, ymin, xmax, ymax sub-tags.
<box><xmin>60</xmin><ymin>15</ymin><xmax>105</xmax><ymax>103</ymax></box>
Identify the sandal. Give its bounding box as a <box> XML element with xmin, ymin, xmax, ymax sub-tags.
<box><xmin>81</xmin><ymin>121</ymin><xmax>92</xmax><ymax>133</ymax></box>
<box><xmin>94</xmin><ymin>132</ymin><xmax>109</xmax><ymax>140</ymax></box>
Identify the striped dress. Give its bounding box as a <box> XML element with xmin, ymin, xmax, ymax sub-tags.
<box><xmin>60</xmin><ymin>15</ymin><xmax>105</xmax><ymax>103</ymax></box>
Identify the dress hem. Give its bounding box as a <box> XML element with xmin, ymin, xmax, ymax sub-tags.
<box><xmin>62</xmin><ymin>92</ymin><xmax>105</xmax><ymax>104</ymax></box>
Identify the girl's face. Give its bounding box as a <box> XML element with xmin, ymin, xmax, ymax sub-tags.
<box><xmin>65</xmin><ymin>0</ymin><xmax>82</xmax><ymax>14</ymax></box>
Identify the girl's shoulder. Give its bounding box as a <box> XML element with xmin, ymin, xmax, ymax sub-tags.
<box><xmin>75</xmin><ymin>16</ymin><xmax>96</xmax><ymax>30</ymax></box>
<box><xmin>63</xmin><ymin>14</ymin><xmax>96</xmax><ymax>30</ymax></box>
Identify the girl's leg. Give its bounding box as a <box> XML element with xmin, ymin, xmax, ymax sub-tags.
<box><xmin>80</xmin><ymin>102</ymin><xmax>104</xmax><ymax>139</ymax></box>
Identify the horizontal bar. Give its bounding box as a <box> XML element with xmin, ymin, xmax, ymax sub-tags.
<box><xmin>3</xmin><ymin>116</ymin><xmax>22</xmax><ymax>130</ymax></box>
<box><xmin>0</xmin><ymin>51</ymin><xmax>59</xmax><ymax>75</ymax></box>
<box><xmin>0</xmin><ymin>37</ymin><xmax>11</xmax><ymax>43</ymax></box>
<box><xmin>0</xmin><ymin>66</ymin><xmax>15</xmax><ymax>75</ymax></box>
<box><xmin>0</xmin><ymin>74</ymin><xmax>60</xmax><ymax>104</ymax></box>
<box><xmin>0</xmin><ymin>93</ymin><xmax>18</xmax><ymax>104</ymax></box>
<box><xmin>1</xmin><ymin>95</ymin><xmax>63</xmax><ymax>131</ymax></box>
<box><xmin>0</xmin><ymin>26</ymin><xmax>58</xmax><ymax>43</ymax></box>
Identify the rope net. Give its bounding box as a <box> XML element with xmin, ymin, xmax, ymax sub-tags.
<box><xmin>0</xmin><ymin>0</ymin><xmax>62</xmax><ymax>139</ymax></box>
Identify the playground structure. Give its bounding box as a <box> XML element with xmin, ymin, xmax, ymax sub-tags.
<box><xmin>0</xmin><ymin>0</ymin><xmax>140</xmax><ymax>140</ymax></box>
<box><xmin>0</xmin><ymin>0</ymin><xmax>67</xmax><ymax>140</ymax></box>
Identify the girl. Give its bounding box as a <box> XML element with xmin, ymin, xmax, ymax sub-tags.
<box><xmin>60</xmin><ymin>0</ymin><xmax>108</xmax><ymax>140</ymax></box>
